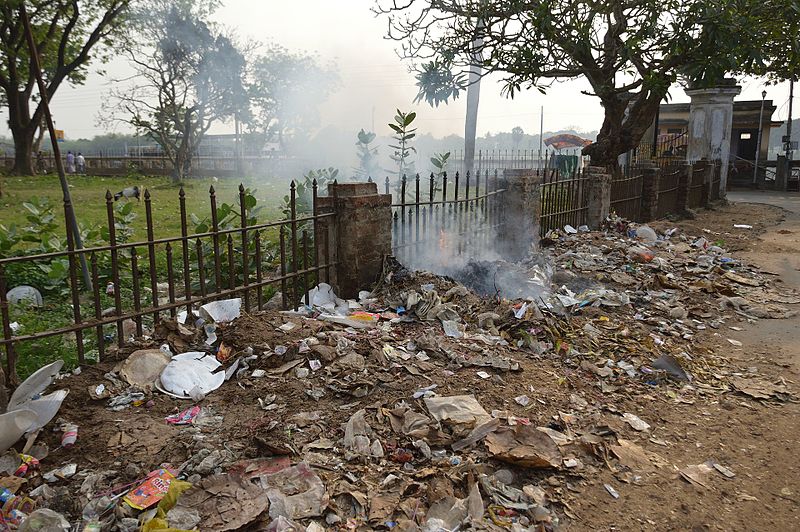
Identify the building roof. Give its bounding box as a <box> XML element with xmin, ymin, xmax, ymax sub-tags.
<box><xmin>658</xmin><ymin>100</ymin><xmax>782</xmax><ymax>129</ymax></box>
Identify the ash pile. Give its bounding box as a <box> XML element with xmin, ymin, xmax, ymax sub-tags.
<box><xmin>0</xmin><ymin>215</ymin><xmax>796</xmax><ymax>531</ymax></box>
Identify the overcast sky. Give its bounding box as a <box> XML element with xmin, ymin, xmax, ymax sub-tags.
<box><xmin>0</xmin><ymin>0</ymin><xmax>792</xmax><ymax>141</ymax></box>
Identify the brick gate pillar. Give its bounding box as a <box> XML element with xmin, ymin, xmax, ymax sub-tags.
<box><xmin>586</xmin><ymin>166</ymin><xmax>611</xmax><ymax>229</ymax></box>
<box><xmin>322</xmin><ymin>182</ymin><xmax>392</xmax><ymax>298</ymax></box>
<box><xmin>638</xmin><ymin>162</ymin><xmax>660</xmax><ymax>222</ymax></box>
<box><xmin>498</xmin><ymin>169</ymin><xmax>542</xmax><ymax>261</ymax></box>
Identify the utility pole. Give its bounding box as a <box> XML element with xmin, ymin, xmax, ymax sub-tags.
<box><xmin>786</xmin><ymin>79</ymin><xmax>794</xmax><ymax>184</ymax></box>
<box><xmin>20</xmin><ymin>3</ymin><xmax>91</xmax><ymax>288</ymax></box>
<box><xmin>234</xmin><ymin>112</ymin><xmax>242</xmax><ymax>177</ymax></box>
<box><xmin>753</xmin><ymin>90</ymin><xmax>767</xmax><ymax>188</ymax></box>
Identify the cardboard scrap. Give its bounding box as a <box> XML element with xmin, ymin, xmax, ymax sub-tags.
<box><xmin>484</xmin><ymin>425</ymin><xmax>562</xmax><ymax>468</ymax></box>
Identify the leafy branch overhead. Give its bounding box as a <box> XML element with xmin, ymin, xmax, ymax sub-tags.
<box><xmin>0</xmin><ymin>0</ymin><xmax>131</xmax><ymax>175</ymax></box>
<box><xmin>376</xmin><ymin>0</ymin><xmax>800</xmax><ymax>169</ymax></box>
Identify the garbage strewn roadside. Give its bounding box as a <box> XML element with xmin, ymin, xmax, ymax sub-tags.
<box><xmin>0</xmin><ymin>213</ymin><xmax>795</xmax><ymax>531</ymax></box>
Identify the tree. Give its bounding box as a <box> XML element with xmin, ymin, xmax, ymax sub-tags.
<box><xmin>512</xmin><ymin>126</ymin><xmax>525</xmax><ymax>149</ymax></box>
<box><xmin>245</xmin><ymin>44</ymin><xmax>338</xmax><ymax>151</ymax></box>
<box><xmin>354</xmin><ymin>129</ymin><xmax>381</xmax><ymax>180</ymax></box>
<box><xmin>377</xmin><ymin>0</ymin><xmax>799</xmax><ymax>171</ymax></box>
<box><xmin>106</xmin><ymin>0</ymin><xmax>246</xmax><ymax>182</ymax></box>
<box><xmin>0</xmin><ymin>0</ymin><xmax>130</xmax><ymax>175</ymax></box>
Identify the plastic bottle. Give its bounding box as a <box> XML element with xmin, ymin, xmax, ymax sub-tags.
<box><xmin>61</xmin><ymin>423</ymin><xmax>78</xmax><ymax>448</ymax></box>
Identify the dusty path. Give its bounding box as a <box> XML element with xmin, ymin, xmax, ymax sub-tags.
<box><xmin>727</xmin><ymin>191</ymin><xmax>800</xmax><ymax>365</ymax></box>
<box><xmin>569</xmin><ymin>192</ymin><xmax>800</xmax><ymax>531</ymax></box>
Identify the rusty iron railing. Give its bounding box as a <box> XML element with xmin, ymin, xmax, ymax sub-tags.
<box><xmin>0</xmin><ymin>182</ymin><xmax>332</xmax><ymax>383</ymax></box>
<box><xmin>383</xmin><ymin>170</ymin><xmax>505</xmax><ymax>267</ymax></box>
<box><xmin>539</xmin><ymin>167</ymin><xmax>590</xmax><ymax>235</ymax></box>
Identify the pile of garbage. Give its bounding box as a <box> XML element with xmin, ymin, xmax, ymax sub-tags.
<box><xmin>0</xmin><ymin>215</ymin><xmax>796</xmax><ymax>531</ymax></box>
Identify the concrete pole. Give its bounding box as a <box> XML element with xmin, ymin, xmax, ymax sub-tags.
<box><xmin>787</xmin><ymin>79</ymin><xmax>794</xmax><ymax>182</ymax></box>
<box><xmin>753</xmin><ymin>90</ymin><xmax>766</xmax><ymax>187</ymax></box>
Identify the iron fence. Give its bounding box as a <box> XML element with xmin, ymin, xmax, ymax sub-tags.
<box><xmin>610</xmin><ymin>171</ymin><xmax>644</xmax><ymax>221</ymax></box>
<box><xmin>442</xmin><ymin>148</ymin><xmax>585</xmax><ymax>176</ymax></box>
<box><xmin>1</xmin><ymin>154</ymin><xmax>312</xmax><ymax>179</ymax></box>
<box><xmin>624</xmin><ymin>133</ymin><xmax>689</xmax><ymax>175</ymax></box>
<box><xmin>384</xmin><ymin>171</ymin><xmax>505</xmax><ymax>267</ymax></box>
<box><xmin>539</xmin><ymin>168</ymin><xmax>590</xmax><ymax>235</ymax></box>
<box><xmin>0</xmin><ymin>182</ymin><xmax>331</xmax><ymax>383</ymax></box>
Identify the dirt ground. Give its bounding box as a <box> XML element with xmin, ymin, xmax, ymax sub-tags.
<box><xmin>6</xmin><ymin>194</ymin><xmax>800</xmax><ymax>531</ymax></box>
<box><xmin>575</xmin><ymin>197</ymin><xmax>800</xmax><ymax>531</ymax></box>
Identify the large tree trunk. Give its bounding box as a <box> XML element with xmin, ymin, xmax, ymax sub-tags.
<box><xmin>11</xmin><ymin>132</ymin><xmax>35</xmax><ymax>176</ymax></box>
<box><xmin>464</xmin><ymin>75</ymin><xmax>481</xmax><ymax>176</ymax></box>
<box><xmin>7</xmin><ymin>92</ymin><xmax>37</xmax><ymax>175</ymax></box>
<box><xmin>583</xmin><ymin>92</ymin><xmax>663</xmax><ymax>174</ymax></box>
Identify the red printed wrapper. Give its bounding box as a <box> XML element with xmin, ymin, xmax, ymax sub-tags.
<box><xmin>123</xmin><ymin>467</ymin><xmax>176</xmax><ymax>510</ymax></box>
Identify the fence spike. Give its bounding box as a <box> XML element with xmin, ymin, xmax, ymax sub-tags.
<box><xmin>209</xmin><ymin>184</ymin><xmax>222</xmax><ymax>292</ymax></box>
<box><xmin>90</xmin><ymin>253</ymin><xmax>104</xmax><ymax>361</ymax></box>
<box><xmin>238</xmin><ymin>184</ymin><xmax>250</xmax><ymax>312</ymax></box>
<box><xmin>196</xmin><ymin>238</ymin><xmax>207</xmax><ymax>298</ymax></box>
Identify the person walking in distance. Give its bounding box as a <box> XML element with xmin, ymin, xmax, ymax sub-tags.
<box><xmin>65</xmin><ymin>151</ymin><xmax>75</xmax><ymax>174</ymax></box>
<box><xmin>76</xmin><ymin>152</ymin><xmax>86</xmax><ymax>174</ymax></box>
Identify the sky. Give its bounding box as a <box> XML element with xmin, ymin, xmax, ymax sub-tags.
<box><xmin>0</xmin><ymin>0</ymin><xmax>793</xmax><ymax>142</ymax></box>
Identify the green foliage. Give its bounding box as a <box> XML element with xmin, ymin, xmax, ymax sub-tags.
<box><xmin>0</xmin><ymin>197</ymin><xmax>134</xmax><ymax>296</ymax></box>
<box><xmin>0</xmin><ymin>0</ymin><xmax>130</xmax><ymax>174</ymax></box>
<box><xmin>189</xmin><ymin>187</ymin><xmax>276</xmax><ymax>293</ymax></box>
<box><xmin>377</xmin><ymin>0</ymin><xmax>800</xmax><ymax>167</ymax></box>
<box><xmin>430</xmin><ymin>151</ymin><xmax>451</xmax><ymax>175</ymax></box>
<box><xmin>414</xmin><ymin>61</ymin><xmax>465</xmax><ymax>107</ymax></box>
<box><xmin>389</xmin><ymin>110</ymin><xmax>417</xmax><ymax>178</ymax></box>
<box><xmin>283</xmin><ymin>168</ymin><xmax>337</xmax><ymax>218</ymax></box>
<box><xmin>8</xmin><ymin>302</ymin><xmax>88</xmax><ymax>378</ymax></box>
<box><xmin>246</xmin><ymin>44</ymin><xmax>339</xmax><ymax>148</ymax></box>
<box><xmin>354</xmin><ymin>130</ymin><xmax>381</xmax><ymax>181</ymax></box>
<box><xmin>108</xmin><ymin>0</ymin><xmax>246</xmax><ymax>181</ymax></box>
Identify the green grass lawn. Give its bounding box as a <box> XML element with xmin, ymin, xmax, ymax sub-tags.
<box><xmin>0</xmin><ymin>173</ymin><xmax>292</xmax><ymax>237</ymax></box>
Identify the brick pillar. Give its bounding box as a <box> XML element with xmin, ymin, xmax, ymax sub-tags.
<box><xmin>677</xmin><ymin>162</ymin><xmax>695</xmax><ymax>213</ymax></box>
<box><xmin>498</xmin><ymin>169</ymin><xmax>542</xmax><ymax>261</ymax></box>
<box><xmin>586</xmin><ymin>166</ymin><xmax>611</xmax><ymax>229</ymax></box>
<box><xmin>324</xmin><ymin>182</ymin><xmax>392</xmax><ymax>298</ymax></box>
<box><xmin>638</xmin><ymin>163</ymin><xmax>660</xmax><ymax>222</ymax></box>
